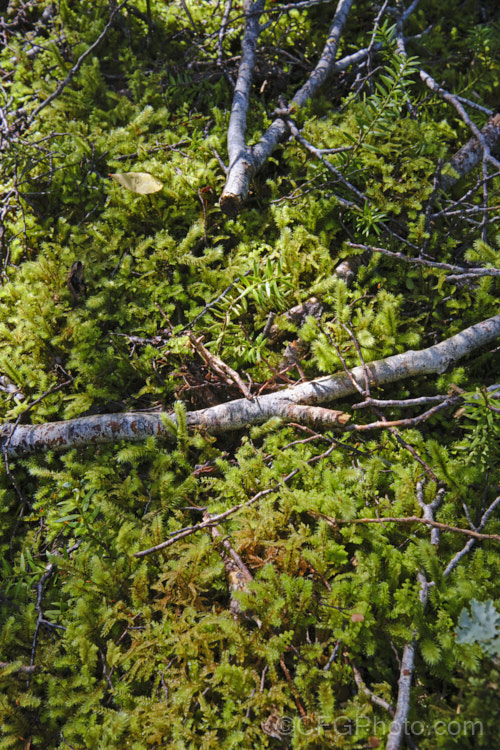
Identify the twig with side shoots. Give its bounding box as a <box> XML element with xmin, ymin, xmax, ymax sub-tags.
<box><xmin>345</xmin><ymin>241</ymin><xmax>500</xmax><ymax>279</ymax></box>
<box><xmin>386</xmin><ymin>485</ymin><xmax>499</xmax><ymax>749</ymax></box>
<box><xmin>443</xmin><ymin>495</ymin><xmax>500</xmax><ymax>577</ymax></box>
<box><xmin>433</xmin><ymin>200</ymin><xmax>500</xmax><ymax>220</ymax></box>
<box><xmin>317</xmin><ymin>478</ymin><xmax>500</xmax><ymax>750</ymax></box>
<box><xmin>135</xmin><ymin>443</ymin><xmax>337</xmax><ymax>558</ymax></box>
<box><xmin>416</xmin><ymin>480</ymin><xmax>446</xmax><ymax>546</ymax></box>
<box><xmin>352</xmin><ymin>394</ymin><xmax>449</xmax><ymax>409</ymax></box>
<box><xmin>134</xmin><ymin>467</ymin><xmax>301</xmax><ymax>558</ymax></box>
<box><xmin>419</xmin><ymin>71</ymin><xmax>500</xmax><ymax>169</ymax></box>
<box><xmin>26</xmin><ymin>0</ymin><xmax>131</xmax><ymax>127</ymax></box>
<box><xmin>322</xmin><ymin>514</ymin><xmax>500</xmax><ymax>543</ymax></box>
<box><xmin>286</xmin><ymin>116</ymin><xmax>366</xmax><ymax>202</ymax></box>
<box><xmin>347</xmin><ymin>395</ymin><xmax>461</xmax><ymax>432</ymax></box>
<box><xmin>2</xmin><ymin>314</ymin><xmax>500</xmax><ymax>456</ymax></box>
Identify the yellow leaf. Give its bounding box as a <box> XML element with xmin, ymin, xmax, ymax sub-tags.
<box><xmin>109</xmin><ymin>172</ymin><xmax>164</xmax><ymax>194</ymax></box>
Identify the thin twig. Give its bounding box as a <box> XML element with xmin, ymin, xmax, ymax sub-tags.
<box><xmin>325</xmin><ymin>515</ymin><xmax>500</xmax><ymax>543</ymax></box>
<box><xmin>346</xmin><ymin>241</ymin><xmax>500</xmax><ymax>278</ymax></box>
<box><xmin>27</xmin><ymin>0</ymin><xmax>131</xmax><ymax>126</ymax></box>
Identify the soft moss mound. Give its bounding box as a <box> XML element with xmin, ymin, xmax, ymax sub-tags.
<box><xmin>0</xmin><ymin>1</ymin><xmax>499</xmax><ymax>748</ymax></box>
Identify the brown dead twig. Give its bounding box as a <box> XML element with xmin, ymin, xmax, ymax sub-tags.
<box><xmin>188</xmin><ymin>332</ymin><xmax>252</xmax><ymax>399</ymax></box>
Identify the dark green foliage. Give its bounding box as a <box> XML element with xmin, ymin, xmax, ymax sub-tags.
<box><xmin>1</xmin><ymin>1</ymin><xmax>500</xmax><ymax>748</ymax></box>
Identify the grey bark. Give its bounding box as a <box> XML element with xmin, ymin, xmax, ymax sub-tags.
<box><xmin>2</xmin><ymin>314</ymin><xmax>500</xmax><ymax>456</ymax></box>
<box><xmin>440</xmin><ymin>113</ymin><xmax>500</xmax><ymax>191</ymax></box>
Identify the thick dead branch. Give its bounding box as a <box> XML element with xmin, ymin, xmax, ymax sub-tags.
<box><xmin>1</xmin><ymin>314</ymin><xmax>499</xmax><ymax>456</ymax></box>
<box><xmin>220</xmin><ymin>0</ymin><xmax>355</xmax><ymax>215</ymax></box>
<box><xmin>219</xmin><ymin>0</ymin><xmax>266</xmax><ymax>217</ymax></box>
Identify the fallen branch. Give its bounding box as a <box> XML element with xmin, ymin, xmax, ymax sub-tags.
<box><xmin>351</xmin><ymin>662</ymin><xmax>395</xmax><ymax>715</ymax></box>
<box><xmin>384</xmin><ymin>486</ymin><xmax>499</xmax><ymax>749</ymax></box>
<box><xmin>1</xmin><ymin>314</ymin><xmax>499</xmax><ymax>456</ymax></box>
<box><xmin>220</xmin><ymin>0</ymin><xmax>355</xmax><ymax>215</ymax></box>
<box><xmin>135</xmin><ymin>443</ymin><xmax>337</xmax><ymax>558</ymax></box>
<box><xmin>386</xmin><ymin>483</ymin><xmax>441</xmax><ymax>750</ymax></box>
<box><xmin>443</xmin><ymin>495</ymin><xmax>500</xmax><ymax>577</ymax></box>
<box><xmin>219</xmin><ymin>0</ymin><xmax>266</xmax><ymax>216</ymax></box>
<box><xmin>442</xmin><ymin>112</ymin><xmax>500</xmax><ymax>189</ymax></box>
<box><xmin>205</xmin><ymin>515</ymin><xmax>260</xmax><ymax>623</ymax></box>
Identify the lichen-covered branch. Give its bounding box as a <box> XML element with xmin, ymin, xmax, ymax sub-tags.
<box><xmin>2</xmin><ymin>314</ymin><xmax>500</xmax><ymax>457</ymax></box>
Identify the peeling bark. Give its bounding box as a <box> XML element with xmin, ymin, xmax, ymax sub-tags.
<box><xmin>2</xmin><ymin>314</ymin><xmax>499</xmax><ymax>457</ymax></box>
